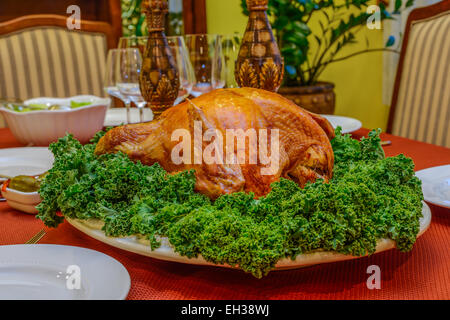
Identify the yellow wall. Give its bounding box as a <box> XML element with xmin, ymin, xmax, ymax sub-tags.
<box><xmin>206</xmin><ymin>0</ymin><xmax>248</xmax><ymax>35</ymax></box>
<box><xmin>206</xmin><ymin>0</ymin><xmax>390</xmax><ymax>130</ymax></box>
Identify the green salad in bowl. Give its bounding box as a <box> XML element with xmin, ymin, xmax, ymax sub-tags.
<box><xmin>0</xmin><ymin>95</ymin><xmax>110</xmax><ymax>146</ymax></box>
<box><xmin>0</xmin><ymin>98</ymin><xmax>95</xmax><ymax>112</ymax></box>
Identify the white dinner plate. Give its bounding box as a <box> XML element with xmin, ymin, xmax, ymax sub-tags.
<box><xmin>416</xmin><ymin>165</ymin><xmax>450</xmax><ymax>209</ymax></box>
<box><xmin>0</xmin><ymin>245</ymin><xmax>130</xmax><ymax>300</ymax></box>
<box><xmin>67</xmin><ymin>203</ymin><xmax>431</xmax><ymax>273</ymax></box>
<box><xmin>322</xmin><ymin>115</ymin><xmax>363</xmax><ymax>134</ymax></box>
<box><xmin>104</xmin><ymin>108</ymin><xmax>153</xmax><ymax>127</ymax></box>
<box><xmin>0</xmin><ymin>147</ymin><xmax>53</xmax><ymax>183</ymax></box>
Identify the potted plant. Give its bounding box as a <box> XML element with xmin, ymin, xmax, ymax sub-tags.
<box><xmin>240</xmin><ymin>0</ymin><xmax>414</xmax><ymax>114</ymax></box>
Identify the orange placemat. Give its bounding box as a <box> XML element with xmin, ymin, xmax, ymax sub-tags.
<box><xmin>34</xmin><ymin>205</ymin><xmax>449</xmax><ymax>300</ymax></box>
<box><xmin>1</xmin><ymin>128</ymin><xmax>449</xmax><ymax>300</ymax></box>
<box><xmin>0</xmin><ymin>128</ymin><xmax>25</xmax><ymax>148</ymax></box>
<box><xmin>352</xmin><ymin>129</ymin><xmax>450</xmax><ymax>171</ymax></box>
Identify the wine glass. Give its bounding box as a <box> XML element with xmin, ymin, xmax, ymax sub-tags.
<box><xmin>116</xmin><ymin>48</ymin><xmax>150</xmax><ymax>124</ymax></box>
<box><xmin>184</xmin><ymin>34</ymin><xmax>225</xmax><ymax>97</ymax></box>
<box><xmin>118</xmin><ymin>36</ymin><xmax>147</xmax><ymax>55</ymax></box>
<box><xmin>118</xmin><ymin>36</ymin><xmax>195</xmax><ymax>106</ymax></box>
<box><xmin>166</xmin><ymin>36</ymin><xmax>195</xmax><ymax>105</ymax></box>
<box><xmin>221</xmin><ymin>34</ymin><xmax>242</xmax><ymax>89</ymax></box>
<box><xmin>104</xmin><ymin>49</ymin><xmax>132</xmax><ymax>124</ymax></box>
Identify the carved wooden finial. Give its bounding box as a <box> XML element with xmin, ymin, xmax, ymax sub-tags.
<box><xmin>139</xmin><ymin>0</ymin><xmax>180</xmax><ymax>118</ymax></box>
<box><xmin>235</xmin><ymin>0</ymin><xmax>284</xmax><ymax>92</ymax></box>
<box><xmin>246</xmin><ymin>0</ymin><xmax>269</xmax><ymax>11</ymax></box>
<box><xmin>142</xmin><ymin>0</ymin><xmax>168</xmax><ymax>32</ymax></box>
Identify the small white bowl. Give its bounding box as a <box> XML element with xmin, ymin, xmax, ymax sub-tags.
<box><xmin>1</xmin><ymin>186</ymin><xmax>41</xmax><ymax>215</ymax></box>
<box><xmin>0</xmin><ymin>95</ymin><xmax>110</xmax><ymax>146</ymax></box>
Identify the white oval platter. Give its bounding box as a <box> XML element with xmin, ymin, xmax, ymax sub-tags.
<box><xmin>67</xmin><ymin>203</ymin><xmax>431</xmax><ymax>272</ymax></box>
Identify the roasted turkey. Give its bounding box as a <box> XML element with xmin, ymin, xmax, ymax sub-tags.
<box><xmin>96</xmin><ymin>88</ymin><xmax>335</xmax><ymax>199</ymax></box>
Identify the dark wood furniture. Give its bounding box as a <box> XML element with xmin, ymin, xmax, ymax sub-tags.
<box><xmin>0</xmin><ymin>0</ymin><xmax>207</xmax><ymax>41</ymax></box>
<box><xmin>182</xmin><ymin>0</ymin><xmax>207</xmax><ymax>34</ymax></box>
<box><xmin>387</xmin><ymin>0</ymin><xmax>450</xmax><ymax>134</ymax></box>
<box><xmin>0</xmin><ymin>14</ymin><xmax>118</xmax><ymax>49</ymax></box>
<box><xmin>0</xmin><ymin>0</ymin><xmax>122</xmax><ymax>45</ymax></box>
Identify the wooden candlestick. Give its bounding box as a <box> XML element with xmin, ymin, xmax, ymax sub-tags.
<box><xmin>235</xmin><ymin>0</ymin><xmax>284</xmax><ymax>92</ymax></box>
<box><xmin>140</xmin><ymin>0</ymin><xmax>180</xmax><ymax>118</ymax></box>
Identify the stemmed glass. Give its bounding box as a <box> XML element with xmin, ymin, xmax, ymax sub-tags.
<box><xmin>104</xmin><ymin>49</ymin><xmax>132</xmax><ymax>124</ymax></box>
<box><xmin>118</xmin><ymin>36</ymin><xmax>195</xmax><ymax>108</ymax></box>
<box><xmin>167</xmin><ymin>36</ymin><xmax>195</xmax><ymax>105</ymax></box>
<box><xmin>184</xmin><ymin>34</ymin><xmax>226</xmax><ymax>97</ymax></box>
<box><xmin>116</xmin><ymin>48</ymin><xmax>149</xmax><ymax>124</ymax></box>
<box><xmin>221</xmin><ymin>34</ymin><xmax>242</xmax><ymax>89</ymax></box>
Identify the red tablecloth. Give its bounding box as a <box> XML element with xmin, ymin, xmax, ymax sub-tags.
<box><xmin>1</xmin><ymin>127</ymin><xmax>449</xmax><ymax>300</ymax></box>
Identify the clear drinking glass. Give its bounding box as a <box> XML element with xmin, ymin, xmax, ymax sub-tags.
<box><xmin>118</xmin><ymin>36</ymin><xmax>147</xmax><ymax>55</ymax></box>
<box><xmin>184</xmin><ymin>34</ymin><xmax>225</xmax><ymax>97</ymax></box>
<box><xmin>167</xmin><ymin>36</ymin><xmax>196</xmax><ymax>104</ymax></box>
<box><xmin>118</xmin><ymin>36</ymin><xmax>195</xmax><ymax>107</ymax></box>
<box><xmin>116</xmin><ymin>48</ymin><xmax>150</xmax><ymax>124</ymax></box>
<box><xmin>104</xmin><ymin>49</ymin><xmax>131</xmax><ymax>124</ymax></box>
<box><xmin>221</xmin><ymin>34</ymin><xmax>242</xmax><ymax>89</ymax></box>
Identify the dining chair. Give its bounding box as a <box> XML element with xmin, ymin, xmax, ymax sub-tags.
<box><xmin>387</xmin><ymin>0</ymin><xmax>450</xmax><ymax>148</ymax></box>
<box><xmin>0</xmin><ymin>14</ymin><xmax>118</xmax><ymax>103</ymax></box>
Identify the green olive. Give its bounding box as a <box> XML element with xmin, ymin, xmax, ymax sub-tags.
<box><xmin>9</xmin><ymin>175</ymin><xmax>41</xmax><ymax>193</ymax></box>
<box><xmin>37</xmin><ymin>172</ymin><xmax>48</xmax><ymax>181</ymax></box>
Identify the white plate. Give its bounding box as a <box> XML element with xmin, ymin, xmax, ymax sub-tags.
<box><xmin>416</xmin><ymin>165</ymin><xmax>450</xmax><ymax>209</ymax></box>
<box><xmin>0</xmin><ymin>147</ymin><xmax>53</xmax><ymax>183</ymax></box>
<box><xmin>322</xmin><ymin>115</ymin><xmax>363</xmax><ymax>134</ymax></box>
<box><xmin>0</xmin><ymin>245</ymin><xmax>130</xmax><ymax>300</ymax></box>
<box><xmin>67</xmin><ymin>203</ymin><xmax>431</xmax><ymax>272</ymax></box>
<box><xmin>104</xmin><ymin>108</ymin><xmax>153</xmax><ymax>127</ymax></box>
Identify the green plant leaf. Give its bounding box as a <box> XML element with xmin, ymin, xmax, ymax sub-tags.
<box><xmin>273</xmin><ymin>16</ymin><xmax>290</xmax><ymax>30</ymax></box>
<box><xmin>322</xmin><ymin>9</ymin><xmax>331</xmax><ymax>23</ymax></box>
<box><xmin>238</xmin><ymin>0</ymin><xmax>414</xmax><ymax>87</ymax></box>
<box><xmin>385</xmin><ymin>35</ymin><xmax>396</xmax><ymax>47</ymax></box>
<box><xmin>241</xmin><ymin>0</ymin><xmax>249</xmax><ymax>15</ymax></box>
<box><xmin>292</xmin><ymin>21</ymin><xmax>311</xmax><ymax>35</ymax></box>
<box><xmin>319</xmin><ymin>19</ymin><xmax>326</xmax><ymax>34</ymax></box>
<box><xmin>394</xmin><ymin>0</ymin><xmax>403</xmax><ymax>14</ymax></box>
<box><xmin>285</xmin><ymin>65</ymin><xmax>297</xmax><ymax>76</ymax></box>
<box><xmin>284</xmin><ymin>31</ymin><xmax>308</xmax><ymax>47</ymax></box>
<box><xmin>314</xmin><ymin>35</ymin><xmax>322</xmax><ymax>46</ymax></box>
<box><xmin>282</xmin><ymin>45</ymin><xmax>306</xmax><ymax>66</ymax></box>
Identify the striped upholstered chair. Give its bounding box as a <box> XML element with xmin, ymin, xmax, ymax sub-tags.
<box><xmin>0</xmin><ymin>14</ymin><xmax>117</xmax><ymax>104</ymax></box>
<box><xmin>387</xmin><ymin>1</ymin><xmax>450</xmax><ymax>148</ymax></box>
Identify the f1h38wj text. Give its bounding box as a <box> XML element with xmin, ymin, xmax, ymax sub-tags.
<box><xmin>181</xmin><ymin>304</ymin><xmax>269</xmax><ymax>317</ymax></box>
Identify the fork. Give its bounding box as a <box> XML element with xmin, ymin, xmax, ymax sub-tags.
<box><xmin>24</xmin><ymin>229</ymin><xmax>46</xmax><ymax>244</ymax></box>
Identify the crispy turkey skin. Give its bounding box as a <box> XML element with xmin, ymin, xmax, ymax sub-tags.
<box><xmin>96</xmin><ymin>88</ymin><xmax>335</xmax><ymax>199</ymax></box>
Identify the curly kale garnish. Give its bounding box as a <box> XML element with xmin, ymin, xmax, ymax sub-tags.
<box><xmin>89</xmin><ymin>126</ymin><xmax>114</xmax><ymax>144</ymax></box>
<box><xmin>37</xmin><ymin>128</ymin><xmax>423</xmax><ymax>278</ymax></box>
<box><xmin>331</xmin><ymin>127</ymin><xmax>385</xmax><ymax>163</ymax></box>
